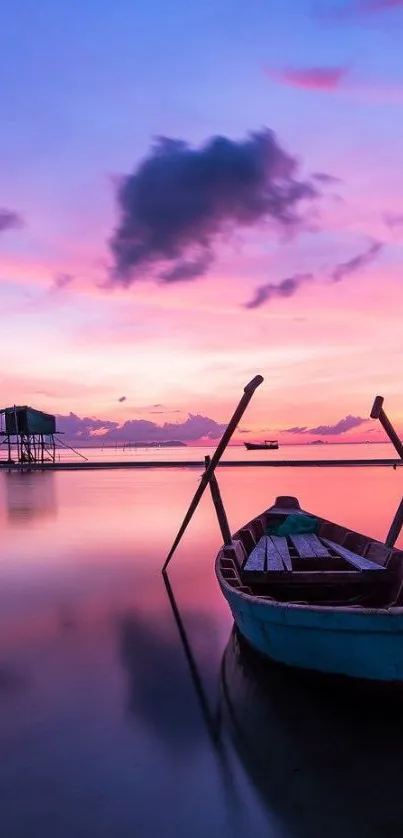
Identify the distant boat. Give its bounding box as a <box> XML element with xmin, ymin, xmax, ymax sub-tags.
<box><xmin>216</xmin><ymin>495</ymin><xmax>403</xmax><ymax>682</ymax></box>
<box><xmin>244</xmin><ymin>439</ymin><xmax>279</xmax><ymax>450</ymax></box>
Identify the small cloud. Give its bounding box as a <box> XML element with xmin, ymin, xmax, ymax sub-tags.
<box><xmin>285</xmin><ymin>426</ymin><xmax>308</xmax><ymax>434</ymax></box>
<box><xmin>158</xmin><ymin>253</ymin><xmax>213</xmax><ymax>283</ymax></box>
<box><xmin>0</xmin><ymin>208</ymin><xmax>24</xmax><ymax>233</ymax></box>
<box><xmin>283</xmin><ymin>415</ymin><xmax>367</xmax><ymax>436</ymax></box>
<box><xmin>384</xmin><ymin>212</ymin><xmax>403</xmax><ymax>229</ymax></box>
<box><xmin>244</xmin><ymin>273</ymin><xmax>313</xmax><ymax>309</ymax></box>
<box><xmin>331</xmin><ymin>241</ymin><xmax>382</xmax><ymax>283</ymax></box>
<box><xmin>265</xmin><ymin>65</ymin><xmax>348</xmax><ymax>91</ymax></box>
<box><xmin>312</xmin><ymin>172</ymin><xmax>343</xmax><ymax>184</ymax></box>
<box><xmin>51</xmin><ymin>273</ymin><xmax>75</xmax><ymax>292</ymax></box>
<box><xmin>118</xmin><ymin>396</ymin><xmax>127</xmax><ymax>402</ymax></box>
<box><xmin>266</xmin><ymin>63</ymin><xmax>403</xmax><ymax>104</ymax></box>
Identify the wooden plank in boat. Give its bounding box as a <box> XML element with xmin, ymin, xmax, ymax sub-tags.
<box><xmin>309</xmin><ymin>535</ymin><xmax>332</xmax><ymax>558</ymax></box>
<box><xmin>243</xmin><ymin>536</ymin><xmax>266</xmax><ymax>573</ymax></box>
<box><xmin>265</xmin><ymin>536</ymin><xmax>285</xmax><ymax>571</ymax></box>
<box><xmin>321</xmin><ymin>539</ymin><xmax>385</xmax><ymax>571</ymax></box>
<box><xmin>269</xmin><ymin>535</ymin><xmax>292</xmax><ymax>570</ymax></box>
<box><xmin>290</xmin><ymin>533</ymin><xmax>331</xmax><ymax>558</ymax></box>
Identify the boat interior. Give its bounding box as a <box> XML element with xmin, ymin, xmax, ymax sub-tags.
<box><xmin>218</xmin><ymin>496</ymin><xmax>403</xmax><ymax>608</ymax></box>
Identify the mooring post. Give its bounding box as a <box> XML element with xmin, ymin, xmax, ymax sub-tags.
<box><xmin>204</xmin><ymin>455</ymin><xmax>232</xmax><ymax>545</ymax></box>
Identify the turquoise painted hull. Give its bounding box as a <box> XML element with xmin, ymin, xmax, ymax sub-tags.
<box><xmin>219</xmin><ymin>578</ymin><xmax>403</xmax><ymax>682</ymax></box>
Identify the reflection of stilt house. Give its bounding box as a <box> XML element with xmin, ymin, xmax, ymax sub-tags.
<box><xmin>0</xmin><ymin>406</ymin><xmax>58</xmax><ymax>464</ymax></box>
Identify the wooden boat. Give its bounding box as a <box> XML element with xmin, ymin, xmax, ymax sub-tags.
<box><xmin>244</xmin><ymin>439</ymin><xmax>278</xmax><ymax>450</ymax></box>
<box><xmin>220</xmin><ymin>627</ymin><xmax>403</xmax><ymax>838</ymax></box>
<box><xmin>216</xmin><ymin>495</ymin><xmax>403</xmax><ymax>682</ymax></box>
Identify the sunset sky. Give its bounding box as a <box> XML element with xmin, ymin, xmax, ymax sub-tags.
<box><xmin>1</xmin><ymin>0</ymin><xmax>403</xmax><ymax>444</ymax></box>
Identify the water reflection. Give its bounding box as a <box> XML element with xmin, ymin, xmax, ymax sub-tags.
<box><xmin>0</xmin><ymin>663</ymin><xmax>26</xmax><ymax>699</ymax></box>
<box><xmin>1</xmin><ymin>464</ymin><xmax>403</xmax><ymax>837</ymax></box>
<box><xmin>4</xmin><ymin>471</ymin><xmax>57</xmax><ymax>525</ymax></box>
<box><xmin>221</xmin><ymin>628</ymin><xmax>403</xmax><ymax>838</ymax></box>
<box><xmin>118</xmin><ymin>608</ymin><xmax>219</xmax><ymax>753</ymax></box>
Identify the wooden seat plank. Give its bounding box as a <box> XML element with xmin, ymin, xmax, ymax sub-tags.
<box><xmin>321</xmin><ymin>538</ymin><xmax>385</xmax><ymax>571</ymax></box>
<box><xmin>290</xmin><ymin>534</ymin><xmax>317</xmax><ymax>558</ymax></box>
<box><xmin>308</xmin><ymin>534</ymin><xmax>332</xmax><ymax>558</ymax></box>
<box><xmin>265</xmin><ymin>537</ymin><xmax>284</xmax><ymax>571</ymax></box>
<box><xmin>269</xmin><ymin>535</ymin><xmax>292</xmax><ymax>570</ymax></box>
<box><xmin>243</xmin><ymin>536</ymin><xmax>266</xmax><ymax>573</ymax></box>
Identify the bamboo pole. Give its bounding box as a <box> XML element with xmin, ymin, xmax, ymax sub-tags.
<box><xmin>204</xmin><ymin>455</ymin><xmax>232</xmax><ymax>545</ymax></box>
<box><xmin>386</xmin><ymin>497</ymin><xmax>403</xmax><ymax>548</ymax></box>
<box><xmin>162</xmin><ymin>374</ymin><xmax>263</xmax><ymax>571</ymax></box>
<box><xmin>370</xmin><ymin>396</ymin><xmax>403</xmax><ymax>460</ymax></box>
<box><xmin>370</xmin><ymin>395</ymin><xmax>403</xmax><ymax>546</ymax></box>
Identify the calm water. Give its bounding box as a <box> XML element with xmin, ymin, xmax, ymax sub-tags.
<box><xmin>1</xmin><ymin>459</ymin><xmax>403</xmax><ymax>837</ymax></box>
<box><xmin>55</xmin><ymin>440</ymin><xmax>398</xmax><ymax>463</ymax></box>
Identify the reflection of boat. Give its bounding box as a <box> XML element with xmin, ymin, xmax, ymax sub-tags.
<box><xmin>221</xmin><ymin>628</ymin><xmax>403</xmax><ymax>838</ymax></box>
<box><xmin>244</xmin><ymin>440</ymin><xmax>278</xmax><ymax>450</ymax></box>
<box><xmin>216</xmin><ymin>495</ymin><xmax>403</xmax><ymax>681</ymax></box>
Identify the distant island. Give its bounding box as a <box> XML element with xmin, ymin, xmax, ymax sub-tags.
<box><xmin>308</xmin><ymin>440</ymin><xmax>328</xmax><ymax>445</ymax></box>
<box><xmin>123</xmin><ymin>440</ymin><xmax>187</xmax><ymax>448</ymax></box>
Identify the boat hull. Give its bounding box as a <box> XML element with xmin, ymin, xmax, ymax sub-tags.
<box><xmin>218</xmin><ymin>577</ymin><xmax>403</xmax><ymax>682</ymax></box>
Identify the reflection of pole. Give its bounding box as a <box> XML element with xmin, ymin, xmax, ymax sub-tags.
<box><xmin>162</xmin><ymin>571</ymin><xmax>244</xmax><ymax>831</ymax></box>
<box><xmin>162</xmin><ymin>569</ymin><xmax>220</xmax><ymax>743</ymax></box>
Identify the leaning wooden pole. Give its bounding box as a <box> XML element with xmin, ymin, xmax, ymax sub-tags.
<box><xmin>386</xmin><ymin>498</ymin><xmax>403</xmax><ymax>548</ymax></box>
<box><xmin>370</xmin><ymin>396</ymin><xmax>403</xmax><ymax>460</ymax></box>
<box><xmin>205</xmin><ymin>455</ymin><xmax>232</xmax><ymax>546</ymax></box>
<box><xmin>371</xmin><ymin>395</ymin><xmax>403</xmax><ymax>547</ymax></box>
<box><xmin>162</xmin><ymin>374</ymin><xmax>263</xmax><ymax>571</ymax></box>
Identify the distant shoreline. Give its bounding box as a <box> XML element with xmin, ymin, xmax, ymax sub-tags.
<box><xmin>0</xmin><ymin>458</ymin><xmax>401</xmax><ymax>472</ymax></box>
<box><xmin>57</xmin><ymin>439</ymin><xmax>388</xmax><ymax>450</ymax></box>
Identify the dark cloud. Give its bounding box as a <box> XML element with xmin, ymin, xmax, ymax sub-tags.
<box><xmin>158</xmin><ymin>252</ymin><xmax>213</xmax><ymax>283</ymax></box>
<box><xmin>56</xmin><ymin>411</ymin><xmax>227</xmax><ymax>443</ymax></box>
<box><xmin>284</xmin><ymin>415</ymin><xmax>367</xmax><ymax>436</ymax></box>
<box><xmin>331</xmin><ymin>241</ymin><xmax>382</xmax><ymax>282</ymax></box>
<box><xmin>312</xmin><ymin>172</ymin><xmax>343</xmax><ymax>184</ymax></box>
<box><xmin>384</xmin><ymin>212</ymin><xmax>403</xmax><ymax>230</ymax></box>
<box><xmin>266</xmin><ymin>66</ymin><xmax>348</xmax><ymax>91</ymax></box>
<box><xmin>109</xmin><ymin>129</ymin><xmax>317</xmax><ymax>285</ymax></box>
<box><xmin>244</xmin><ymin>273</ymin><xmax>313</xmax><ymax>309</ymax></box>
<box><xmin>0</xmin><ymin>208</ymin><xmax>24</xmax><ymax>233</ymax></box>
<box><xmin>118</xmin><ymin>396</ymin><xmax>127</xmax><ymax>402</ymax></box>
<box><xmin>51</xmin><ymin>273</ymin><xmax>75</xmax><ymax>292</ymax></box>
<box><xmin>150</xmin><ymin>409</ymin><xmax>182</xmax><ymax>414</ymax></box>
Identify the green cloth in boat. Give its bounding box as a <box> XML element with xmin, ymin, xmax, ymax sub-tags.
<box><xmin>266</xmin><ymin>514</ymin><xmax>319</xmax><ymax>536</ymax></box>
